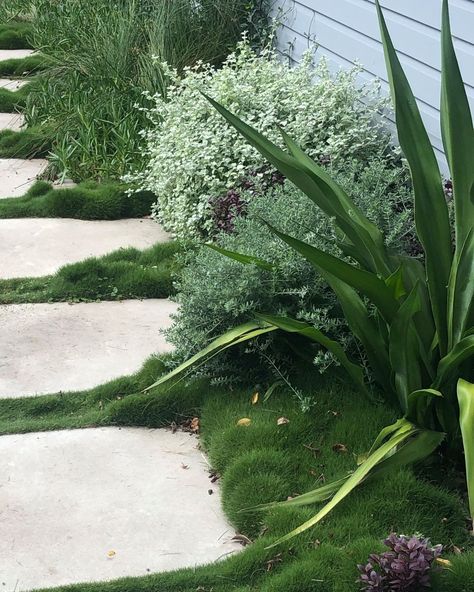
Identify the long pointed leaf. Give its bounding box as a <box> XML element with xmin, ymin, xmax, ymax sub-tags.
<box><xmin>389</xmin><ymin>286</ymin><xmax>423</xmax><ymax>412</ymax></box>
<box><xmin>266</xmin><ymin>223</ymin><xmax>399</xmax><ymax>323</ymax></box>
<box><xmin>256</xmin><ymin>314</ymin><xmax>367</xmax><ymax>393</ymax></box>
<box><xmin>441</xmin><ymin>0</ymin><xmax>474</xmax><ymax>251</ymax></box>
<box><xmin>206</xmin><ymin>244</ymin><xmax>273</xmax><ymax>271</ymax></box>
<box><xmin>376</xmin><ymin>0</ymin><xmax>453</xmax><ymax>355</ymax></box>
<box><xmin>447</xmin><ymin>228</ymin><xmax>474</xmax><ymax>348</ymax></box>
<box><xmin>458</xmin><ymin>379</ymin><xmax>474</xmax><ymax>529</ymax></box>
<box><xmin>434</xmin><ymin>335</ymin><xmax>474</xmax><ymax>388</ymax></box>
<box><xmin>144</xmin><ymin>322</ymin><xmax>277</xmax><ymax>391</ymax></box>
<box><xmin>266</xmin><ymin>421</ymin><xmax>419</xmax><ymax>547</ymax></box>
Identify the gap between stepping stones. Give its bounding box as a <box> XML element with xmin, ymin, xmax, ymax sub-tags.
<box><xmin>0</xmin><ymin>218</ymin><xmax>171</xmax><ymax>279</ymax></box>
<box><xmin>0</xmin><ymin>299</ymin><xmax>178</xmax><ymax>397</ymax></box>
<box><xmin>0</xmin><ymin>427</ymin><xmax>241</xmax><ymax>591</ymax></box>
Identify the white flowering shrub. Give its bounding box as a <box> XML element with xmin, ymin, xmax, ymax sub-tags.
<box><xmin>128</xmin><ymin>40</ymin><xmax>392</xmax><ymax>238</ymax></box>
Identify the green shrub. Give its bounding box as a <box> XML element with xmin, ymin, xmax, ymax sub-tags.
<box><xmin>0</xmin><ymin>22</ymin><xmax>33</xmax><ymax>48</ymax></box>
<box><xmin>128</xmin><ymin>40</ymin><xmax>395</xmax><ymax>238</ymax></box>
<box><xmin>23</xmin><ymin>0</ymin><xmax>270</xmax><ymax>181</ymax></box>
<box><xmin>165</xmin><ymin>158</ymin><xmax>414</xmax><ymax>385</ymax></box>
<box><xmin>0</xmin><ymin>180</ymin><xmax>155</xmax><ymax>219</ymax></box>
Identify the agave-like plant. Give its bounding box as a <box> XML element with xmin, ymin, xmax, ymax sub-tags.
<box><xmin>148</xmin><ymin>0</ymin><xmax>474</xmax><ymax>543</ymax></box>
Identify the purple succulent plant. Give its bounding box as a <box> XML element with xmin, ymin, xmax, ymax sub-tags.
<box><xmin>357</xmin><ymin>533</ymin><xmax>443</xmax><ymax>592</ymax></box>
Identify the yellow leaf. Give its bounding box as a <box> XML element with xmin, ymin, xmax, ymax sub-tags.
<box><xmin>107</xmin><ymin>550</ymin><xmax>116</xmax><ymax>558</ymax></box>
<box><xmin>251</xmin><ymin>392</ymin><xmax>259</xmax><ymax>405</ymax></box>
<box><xmin>436</xmin><ymin>558</ymin><xmax>452</xmax><ymax>568</ymax></box>
<box><xmin>237</xmin><ymin>417</ymin><xmax>252</xmax><ymax>427</ymax></box>
<box><xmin>277</xmin><ymin>417</ymin><xmax>290</xmax><ymax>426</ymax></box>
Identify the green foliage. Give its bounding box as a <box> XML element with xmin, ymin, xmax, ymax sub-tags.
<box><xmin>0</xmin><ymin>127</ymin><xmax>51</xmax><ymax>157</ymax></box>
<box><xmin>0</xmin><ymin>22</ymin><xmax>33</xmax><ymax>48</ymax></box>
<box><xmin>0</xmin><ymin>241</ymin><xmax>181</xmax><ymax>304</ymax></box>
<box><xmin>0</xmin><ymin>80</ymin><xmax>32</xmax><ymax>112</ymax></box>
<box><xmin>22</xmin><ymin>0</ymin><xmax>270</xmax><ymax>181</ymax></box>
<box><xmin>0</xmin><ymin>180</ymin><xmax>155</xmax><ymax>219</ymax></box>
<box><xmin>152</xmin><ymin>0</ymin><xmax>474</xmax><ymax>542</ymax></box>
<box><xmin>165</xmin><ymin>159</ymin><xmax>414</xmax><ymax>386</ymax></box>
<box><xmin>0</xmin><ymin>53</ymin><xmax>48</xmax><ymax>76</ymax></box>
<box><xmin>0</xmin><ymin>363</ymin><xmax>470</xmax><ymax>590</ymax></box>
<box><xmin>129</xmin><ymin>40</ymin><xmax>394</xmax><ymax>238</ymax></box>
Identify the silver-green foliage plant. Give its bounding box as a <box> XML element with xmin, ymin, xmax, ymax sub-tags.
<box><xmin>150</xmin><ymin>0</ymin><xmax>474</xmax><ymax>542</ymax></box>
<box><xmin>166</xmin><ymin>159</ymin><xmax>414</xmax><ymax>387</ymax></box>
<box><xmin>128</xmin><ymin>40</ymin><xmax>393</xmax><ymax>238</ymax></box>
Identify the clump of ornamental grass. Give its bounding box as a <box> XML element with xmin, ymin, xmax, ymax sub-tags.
<box><xmin>358</xmin><ymin>533</ymin><xmax>443</xmax><ymax>591</ymax></box>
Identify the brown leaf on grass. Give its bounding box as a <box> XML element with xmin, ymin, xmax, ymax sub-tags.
<box><xmin>332</xmin><ymin>443</ymin><xmax>348</xmax><ymax>454</ymax></box>
<box><xmin>231</xmin><ymin>533</ymin><xmax>252</xmax><ymax>546</ymax></box>
<box><xmin>277</xmin><ymin>417</ymin><xmax>290</xmax><ymax>426</ymax></box>
<box><xmin>251</xmin><ymin>392</ymin><xmax>259</xmax><ymax>405</ymax></box>
<box><xmin>190</xmin><ymin>417</ymin><xmax>200</xmax><ymax>432</ymax></box>
<box><xmin>237</xmin><ymin>417</ymin><xmax>252</xmax><ymax>426</ymax></box>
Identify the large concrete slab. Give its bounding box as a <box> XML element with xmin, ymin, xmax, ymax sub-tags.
<box><xmin>0</xmin><ymin>110</ymin><xmax>24</xmax><ymax>131</ymax></box>
<box><xmin>0</xmin><ymin>299</ymin><xmax>178</xmax><ymax>397</ymax></box>
<box><xmin>0</xmin><ymin>218</ymin><xmax>171</xmax><ymax>278</ymax></box>
<box><xmin>0</xmin><ymin>158</ymin><xmax>48</xmax><ymax>197</ymax></box>
<box><xmin>0</xmin><ymin>427</ymin><xmax>239</xmax><ymax>591</ymax></box>
<box><xmin>0</xmin><ymin>78</ymin><xmax>28</xmax><ymax>90</ymax></box>
<box><xmin>0</xmin><ymin>49</ymin><xmax>35</xmax><ymax>62</ymax></box>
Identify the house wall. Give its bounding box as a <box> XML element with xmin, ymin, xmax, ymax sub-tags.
<box><xmin>272</xmin><ymin>0</ymin><xmax>474</xmax><ymax>170</ymax></box>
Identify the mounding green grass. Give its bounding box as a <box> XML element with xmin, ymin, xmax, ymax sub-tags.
<box><xmin>0</xmin><ymin>241</ymin><xmax>182</xmax><ymax>304</ymax></box>
<box><xmin>0</xmin><ymin>180</ymin><xmax>156</xmax><ymax>219</ymax></box>
<box><xmin>0</xmin><ymin>79</ymin><xmax>32</xmax><ymax>111</ymax></box>
<box><xmin>0</xmin><ymin>53</ymin><xmax>49</xmax><ymax>76</ymax></box>
<box><xmin>1</xmin><ymin>365</ymin><xmax>473</xmax><ymax>591</ymax></box>
<box><xmin>0</xmin><ymin>127</ymin><xmax>51</xmax><ymax>158</ymax></box>
<box><xmin>0</xmin><ymin>21</ymin><xmax>33</xmax><ymax>49</ymax></box>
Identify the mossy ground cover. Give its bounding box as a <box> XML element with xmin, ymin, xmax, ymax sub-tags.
<box><xmin>1</xmin><ymin>362</ymin><xmax>473</xmax><ymax>591</ymax></box>
<box><xmin>0</xmin><ymin>126</ymin><xmax>50</xmax><ymax>157</ymax></box>
<box><xmin>0</xmin><ymin>21</ymin><xmax>32</xmax><ymax>49</ymax></box>
<box><xmin>0</xmin><ymin>241</ymin><xmax>181</xmax><ymax>303</ymax></box>
<box><xmin>0</xmin><ymin>79</ymin><xmax>31</xmax><ymax>111</ymax></box>
<box><xmin>0</xmin><ymin>180</ymin><xmax>156</xmax><ymax>219</ymax></box>
<box><xmin>0</xmin><ymin>53</ymin><xmax>48</xmax><ymax>76</ymax></box>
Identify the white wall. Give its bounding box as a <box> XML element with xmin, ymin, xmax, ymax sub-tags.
<box><xmin>272</xmin><ymin>0</ymin><xmax>474</xmax><ymax>170</ymax></box>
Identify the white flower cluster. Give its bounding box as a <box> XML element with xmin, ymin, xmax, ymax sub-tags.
<box><xmin>127</xmin><ymin>40</ymin><xmax>390</xmax><ymax>238</ymax></box>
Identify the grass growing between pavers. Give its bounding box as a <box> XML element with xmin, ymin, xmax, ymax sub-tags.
<box><xmin>0</xmin><ymin>241</ymin><xmax>181</xmax><ymax>303</ymax></box>
<box><xmin>1</xmin><ymin>360</ymin><xmax>473</xmax><ymax>591</ymax></box>
<box><xmin>0</xmin><ymin>79</ymin><xmax>31</xmax><ymax>111</ymax></box>
<box><xmin>0</xmin><ymin>126</ymin><xmax>50</xmax><ymax>157</ymax></box>
<box><xmin>0</xmin><ymin>180</ymin><xmax>156</xmax><ymax>219</ymax></box>
<box><xmin>0</xmin><ymin>53</ymin><xmax>48</xmax><ymax>76</ymax></box>
<box><xmin>0</xmin><ymin>21</ymin><xmax>32</xmax><ymax>49</ymax></box>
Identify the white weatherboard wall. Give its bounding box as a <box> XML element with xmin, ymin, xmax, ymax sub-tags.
<box><xmin>272</xmin><ymin>0</ymin><xmax>474</xmax><ymax>170</ymax></box>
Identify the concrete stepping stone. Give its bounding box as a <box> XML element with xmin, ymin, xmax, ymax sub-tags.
<box><xmin>0</xmin><ymin>218</ymin><xmax>171</xmax><ymax>279</ymax></box>
<box><xmin>0</xmin><ymin>110</ymin><xmax>24</xmax><ymax>131</ymax></box>
<box><xmin>0</xmin><ymin>49</ymin><xmax>35</xmax><ymax>62</ymax></box>
<box><xmin>0</xmin><ymin>427</ymin><xmax>240</xmax><ymax>591</ymax></box>
<box><xmin>0</xmin><ymin>158</ymin><xmax>48</xmax><ymax>197</ymax></box>
<box><xmin>0</xmin><ymin>78</ymin><xmax>28</xmax><ymax>90</ymax></box>
<box><xmin>0</xmin><ymin>299</ymin><xmax>178</xmax><ymax>397</ymax></box>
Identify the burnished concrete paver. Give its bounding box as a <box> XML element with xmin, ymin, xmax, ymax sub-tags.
<box><xmin>0</xmin><ymin>299</ymin><xmax>178</xmax><ymax>397</ymax></box>
<box><xmin>0</xmin><ymin>48</ymin><xmax>35</xmax><ymax>61</ymax></box>
<box><xmin>0</xmin><ymin>217</ymin><xmax>171</xmax><ymax>278</ymax></box>
<box><xmin>0</xmin><ymin>77</ymin><xmax>28</xmax><ymax>90</ymax></box>
<box><xmin>0</xmin><ymin>157</ymin><xmax>48</xmax><ymax>197</ymax></box>
<box><xmin>0</xmin><ymin>427</ymin><xmax>240</xmax><ymax>591</ymax></box>
<box><xmin>0</xmin><ymin>111</ymin><xmax>24</xmax><ymax>130</ymax></box>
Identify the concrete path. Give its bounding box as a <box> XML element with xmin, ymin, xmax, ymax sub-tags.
<box><xmin>0</xmin><ymin>48</ymin><xmax>35</xmax><ymax>61</ymax></box>
<box><xmin>0</xmin><ymin>110</ymin><xmax>24</xmax><ymax>131</ymax></box>
<box><xmin>0</xmin><ymin>300</ymin><xmax>178</xmax><ymax>397</ymax></box>
<box><xmin>0</xmin><ymin>218</ymin><xmax>170</xmax><ymax>278</ymax></box>
<box><xmin>0</xmin><ymin>77</ymin><xmax>28</xmax><ymax>90</ymax></box>
<box><xmin>0</xmin><ymin>427</ymin><xmax>240</xmax><ymax>591</ymax></box>
<box><xmin>0</xmin><ymin>157</ymin><xmax>48</xmax><ymax>196</ymax></box>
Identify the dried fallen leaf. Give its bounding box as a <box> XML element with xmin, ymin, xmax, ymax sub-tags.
<box><xmin>277</xmin><ymin>416</ymin><xmax>290</xmax><ymax>426</ymax></box>
<box><xmin>237</xmin><ymin>417</ymin><xmax>252</xmax><ymax>426</ymax></box>
<box><xmin>251</xmin><ymin>392</ymin><xmax>259</xmax><ymax>405</ymax></box>
<box><xmin>181</xmin><ymin>463</ymin><xmax>189</xmax><ymax>470</ymax></box>
<box><xmin>231</xmin><ymin>533</ymin><xmax>252</xmax><ymax>546</ymax></box>
<box><xmin>332</xmin><ymin>443</ymin><xmax>348</xmax><ymax>454</ymax></box>
<box><xmin>436</xmin><ymin>558</ymin><xmax>453</xmax><ymax>568</ymax></box>
<box><xmin>190</xmin><ymin>417</ymin><xmax>200</xmax><ymax>433</ymax></box>
<box><xmin>107</xmin><ymin>550</ymin><xmax>116</xmax><ymax>558</ymax></box>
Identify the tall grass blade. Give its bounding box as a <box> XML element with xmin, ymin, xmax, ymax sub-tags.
<box><xmin>457</xmin><ymin>379</ymin><xmax>474</xmax><ymax>530</ymax></box>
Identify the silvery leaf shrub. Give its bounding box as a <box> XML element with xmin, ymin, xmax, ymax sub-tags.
<box><xmin>165</xmin><ymin>157</ymin><xmax>414</xmax><ymax>385</ymax></box>
<box><xmin>127</xmin><ymin>40</ymin><xmax>392</xmax><ymax>238</ymax></box>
